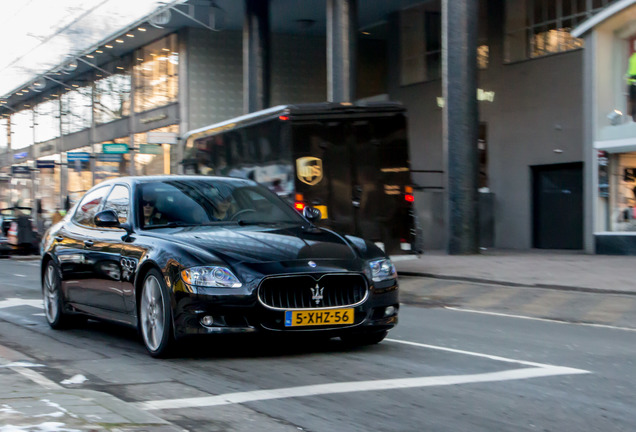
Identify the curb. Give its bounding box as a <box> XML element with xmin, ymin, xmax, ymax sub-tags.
<box><xmin>397</xmin><ymin>271</ymin><xmax>636</xmax><ymax>297</ymax></box>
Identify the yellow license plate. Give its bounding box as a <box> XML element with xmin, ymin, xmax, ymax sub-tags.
<box><xmin>285</xmin><ymin>308</ymin><xmax>354</xmax><ymax>327</ymax></box>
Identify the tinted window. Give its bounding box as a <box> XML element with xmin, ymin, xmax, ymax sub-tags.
<box><xmin>103</xmin><ymin>185</ymin><xmax>130</xmax><ymax>225</ymax></box>
<box><xmin>72</xmin><ymin>187</ymin><xmax>110</xmax><ymax>227</ymax></box>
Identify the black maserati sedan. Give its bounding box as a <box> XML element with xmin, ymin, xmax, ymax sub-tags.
<box><xmin>41</xmin><ymin>176</ymin><xmax>399</xmax><ymax>357</ymax></box>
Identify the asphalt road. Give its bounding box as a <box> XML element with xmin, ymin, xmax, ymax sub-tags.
<box><xmin>0</xmin><ymin>259</ymin><xmax>634</xmax><ymax>431</ymax></box>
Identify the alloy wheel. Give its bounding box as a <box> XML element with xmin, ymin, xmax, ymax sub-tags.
<box><xmin>43</xmin><ymin>263</ymin><xmax>59</xmax><ymax>324</ymax></box>
<box><xmin>140</xmin><ymin>275</ymin><xmax>166</xmax><ymax>352</ymax></box>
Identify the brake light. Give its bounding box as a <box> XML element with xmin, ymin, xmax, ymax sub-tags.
<box><xmin>294</xmin><ymin>202</ymin><xmax>305</xmax><ymax>211</ymax></box>
<box><xmin>279</xmin><ymin>115</ymin><xmax>290</xmax><ymax>121</ymax></box>
<box><xmin>405</xmin><ymin>194</ymin><xmax>414</xmax><ymax>202</ymax></box>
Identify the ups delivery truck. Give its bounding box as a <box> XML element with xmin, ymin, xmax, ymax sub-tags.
<box><xmin>182</xmin><ymin>102</ymin><xmax>420</xmax><ymax>255</ymax></box>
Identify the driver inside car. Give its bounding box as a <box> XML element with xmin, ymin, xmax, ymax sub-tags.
<box><xmin>211</xmin><ymin>194</ymin><xmax>234</xmax><ymax>221</ymax></box>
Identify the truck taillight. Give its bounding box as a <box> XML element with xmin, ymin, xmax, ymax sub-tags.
<box><xmin>294</xmin><ymin>202</ymin><xmax>305</xmax><ymax>211</ymax></box>
<box><xmin>405</xmin><ymin>194</ymin><xmax>414</xmax><ymax>202</ymax></box>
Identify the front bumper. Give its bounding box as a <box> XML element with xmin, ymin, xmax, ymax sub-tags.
<box><xmin>172</xmin><ymin>279</ymin><xmax>399</xmax><ymax>339</ymax></box>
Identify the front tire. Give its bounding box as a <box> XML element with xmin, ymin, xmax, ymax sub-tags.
<box><xmin>42</xmin><ymin>261</ymin><xmax>71</xmax><ymax>329</ymax></box>
<box><xmin>139</xmin><ymin>269</ymin><xmax>175</xmax><ymax>358</ymax></box>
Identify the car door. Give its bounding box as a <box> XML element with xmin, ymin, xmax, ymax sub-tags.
<box><xmin>60</xmin><ymin>185</ymin><xmax>112</xmax><ymax>307</ymax></box>
<box><xmin>80</xmin><ymin>184</ymin><xmax>131</xmax><ymax>314</ymax></box>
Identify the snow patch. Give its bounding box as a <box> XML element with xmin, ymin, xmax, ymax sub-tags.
<box><xmin>0</xmin><ymin>362</ymin><xmax>45</xmax><ymax>368</ymax></box>
<box><xmin>0</xmin><ymin>422</ymin><xmax>80</xmax><ymax>432</ymax></box>
<box><xmin>59</xmin><ymin>375</ymin><xmax>87</xmax><ymax>385</ymax></box>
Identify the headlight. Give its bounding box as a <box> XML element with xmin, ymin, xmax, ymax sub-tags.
<box><xmin>181</xmin><ymin>266</ymin><xmax>242</xmax><ymax>288</ymax></box>
<box><xmin>369</xmin><ymin>258</ymin><xmax>397</xmax><ymax>282</ymax></box>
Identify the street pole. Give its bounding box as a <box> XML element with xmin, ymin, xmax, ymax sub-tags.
<box><xmin>327</xmin><ymin>0</ymin><xmax>357</xmax><ymax>102</ymax></box>
<box><xmin>442</xmin><ymin>0</ymin><xmax>480</xmax><ymax>255</ymax></box>
<box><xmin>243</xmin><ymin>0</ymin><xmax>270</xmax><ymax>113</ymax></box>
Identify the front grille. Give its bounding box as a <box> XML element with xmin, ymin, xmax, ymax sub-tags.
<box><xmin>258</xmin><ymin>274</ymin><xmax>367</xmax><ymax>310</ymax></box>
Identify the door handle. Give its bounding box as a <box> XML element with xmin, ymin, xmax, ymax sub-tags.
<box><xmin>83</xmin><ymin>240</ymin><xmax>94</xmax><ymax>248</ymax></box>
<box><xmin>54</xmin><ymin>236</ymin><xmax>64</xmax><ymax>242</ymax></box>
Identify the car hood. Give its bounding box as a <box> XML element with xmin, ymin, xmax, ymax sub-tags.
<box><xmin>144</xmin><ymin>223</ymin><xmax>358</xmax><ymax>264</ymax></box>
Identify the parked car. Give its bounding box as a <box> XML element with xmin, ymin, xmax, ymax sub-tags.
<box><xmin>40</xmin><ymin>176</ymin><xmax>399</xmax><ymax>357</ymax></box>
<box><xmin>1</xmin><ymin>206</ymin><xmax>39</xmax><ymax>255</ymax></box>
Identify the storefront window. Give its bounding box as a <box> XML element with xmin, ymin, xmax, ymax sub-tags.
<box><xmin>36</xmin><ymin>156</ymin><xmax>61</xmax><ymax>223</ymax></box>
<box><xmin>0</xmin><ymin>117</ymin><xmax>8</xmax><ymax>153</ymax></box>
<box><xmin>134</xmin><ymin>33</ymin><xmax>179</xmax><ymax>112</ymax></box>
<box><xmin>11</xmin><ymin>109</ymin><xmax>34</xmax><ymax>150</ymax></box>
<box><xmin>134</xmin><ymin>125</ymin><xmax>178</xmax><ymax>176</ymax></box>
<box><xmin>94</xmin><ymin>60</ymin><xmax>131</xmax><ymax>125</ymax></box>
<box><xmin>66</xmin><ymin>145</ymin><xmax>93</xmax><ymax>202</ymax></box>
<box><xmin>34</xmin><ymin>98</ymin><xmax>60</xmax><ymax>143</ymax></box>
<box><xmin>95</xmin><ymin>137</ymin><xmax>131</xmax><ymax>183</ymax></box>
<box><xmin>62</xmin><ymin>84</ymin><xmax>92</xmax><ymax>135</ymax></box>
<box><xmin>605</xmin><ymin>152</ymin><xmax>636</xmax><ymax>232</ymax></box>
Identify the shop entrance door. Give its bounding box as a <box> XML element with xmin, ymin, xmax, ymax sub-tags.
<box><xmin>532</xmin><ymin>162</ymin><xmax>583</xmax><ymax>249</ymax></box>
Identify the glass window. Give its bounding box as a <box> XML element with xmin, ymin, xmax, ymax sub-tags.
<box><xmin>134</xmin><ymin>33</ymin><xmax>179</xmax><ymax>112</ymax></box>
<box><xmin>72</xmin><ymin>186</ymin><xmax>110</xmax><ymax>228</ymax></box>
<box><xmin>61</xmin><ymin>84</ymin><xmax>92</xmax><ymax>135</ymax></box>
<box><xmin>34</xmin><ymin>98</ymin><xmax>60</xmax><ymax>143</ymax></box>
<box><xmin>400</xmin><ymin>1</ymin><xmax>488</xmax><ymax>85</ymax></box>
<box><xmin>103</xmin><ymin>185</ymin><xmax>130</xmax><ymax>224</ymax></box>
<box><xmin>603</xmin><ymin>152</ymin><xmax>636</xmax><ymax>232</ymax></box>
<box><xmin>67</xmin><ymin>145</ymin><xmax>93</xmax><ymax>203</ymax></box>
<box><xmin>504</xmin><ymin>0</ymin><xmax>616</xmax><ymax>62</ymax></box>
<box><xmin>134</xmin><ymin>125</ymin><xmax>178</xmax><ymax>176</ymax></box>
<box><xmin>0</xmin><ymin>117</ymin><xmax>8</xmax><ymax>152</ymax></box>
<box><xmin>138</xmin><ymin>179</ymin><xmax>302</xmax><ymax>228</ymax></box>
<box><xmin>94</xmin><ymin>61</ymin><xmax>131</xmax><ymax>125</ymax></box>
<box><xmin>95</xmin><ymin>137</ymin><xmax>131</xmax><ymax>183</ymax></box>
<box><xmin>10</xmin><ymin>109</ymin><xmax>34</xmax><ymax>150</ymax></box>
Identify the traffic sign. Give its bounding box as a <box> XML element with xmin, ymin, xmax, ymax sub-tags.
<box><xmin>96</xmin><ymin>153</ymin><xmax>122</xmax><ymax>162</ymax></box>
<box><xmin>36</xmin><ymin>160</ymin><xmax>56</xmax><ymax>169</ymax></box>
<box><xmin>139</xmin><ymin>144</ymin><xmax>163</xmax><ymax>155</ymax></box>
<box><xmin>67</xmin><ymin>152</ymin><xmax>91</xmax><ymax>162</ymax></box>
<box><xmin>102</xmin><ymin>143</ymin><xmax>129</xmax><ymax>154</ymax></box>
<box><xmin>147</xmin><ymin>132</ymin><xmax>177</xmax><ymax>144</ymax></box>
<box><xmin>11</xmin><ymin>166</ymin><xmax>31</xmax><ymax>176</ymax></box>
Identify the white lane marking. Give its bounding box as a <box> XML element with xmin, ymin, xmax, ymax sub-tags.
<box><xmin>11</xmin><ymin>366</ymin><xmax>62</xmax><ymax>390</ymax></box>
<box><xmin>13</xmin><ymin>274</ymin><xmax>26</xmax><ymax>277</ymax></box>
<box><xmin>0</xmin><ymin>298</ymin><xmax>43</xmax><ymax>310</ymax></box>
<box><xmin>135</xmin><ymin>366</ymin><xmax>588</xmax><ymax>411</ymax></box>
<box><xmin>444</xmin><ymin>306</ymin><xmax>636</xmax><ymax>333</ymax></box>
<box><xmin>385</xmin><ymin>339</ymin><xmax>565</xmax><ymax>369</ymax></box>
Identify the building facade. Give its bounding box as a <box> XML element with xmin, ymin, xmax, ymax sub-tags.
<box><xmin>0</xmin><ymin>0</ymin><xmax>624</xmax><ymax>253</ymax></box>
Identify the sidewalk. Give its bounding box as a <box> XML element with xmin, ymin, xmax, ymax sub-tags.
<box><xmin>0</xmin><ymin>344</ymin><xmax>183</xmax><ymax>432</ymax></box>
<box><xmin>394</xmin><ymin>249</ymin><xmax>636</xmax><ymax>295</ymax></box>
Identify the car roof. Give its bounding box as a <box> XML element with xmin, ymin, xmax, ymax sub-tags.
<box><xmin>90</xmin><ymin>175</ymin><xmax>258</xmax><ymax>190</ymax></box>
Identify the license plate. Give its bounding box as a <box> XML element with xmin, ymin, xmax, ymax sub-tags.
<box><xmin>285</xmin><ymin>308</ymin><xmax>354</xmax><ymax>327</ymax></box>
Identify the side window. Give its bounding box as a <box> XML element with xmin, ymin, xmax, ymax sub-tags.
<box><xmin>72</xmin><ymin>187</ymin><xmax>110</xmax><ymax>228</ymax></box>
<box><xmin>102</xmin><ymin>185</ymin><xmax>130</xmax><ymax>225</ymax></box>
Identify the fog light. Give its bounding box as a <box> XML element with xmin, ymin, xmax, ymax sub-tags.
<box><xmin>384</xmin><ymin>306</ymin><xmax>396</xmax><ymax>317</ymax></box>
<box><xmin>201</xmin><ymin>315</ymin><xmax>214</xmax><ymax>326</ymax></box>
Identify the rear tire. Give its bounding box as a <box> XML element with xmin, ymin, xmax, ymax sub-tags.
<box><xmin>139</xmin><ymin>269</ymin><xmax>175</xmax><ymax>358</ymax></box>
<box><xmin>340</xmin><ymin>330</ymin><xmax>388</xmax><ymax>346</ymax></box>
<box><xmin>42</xmin><ymin>261</ymin><xmax>71</xmax><ymax>329</ymax></box>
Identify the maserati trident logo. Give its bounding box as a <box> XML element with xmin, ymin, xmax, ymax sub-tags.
<box><xmin>310</xmin><ymin>283</ymin><xmax>324</xmax><ymax>305</ymax></box>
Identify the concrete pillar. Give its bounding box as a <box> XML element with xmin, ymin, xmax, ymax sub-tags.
<box><xmin>327</xmin><ymin>0</ymin><xmax>357</xmax><ymax>102</ymax></box>
<box><xmin>243</xmin><ymin>0</ymin><xmax>270</xmax><ymax>113</ymax></box>
<box><xmin>442</xmin><ymin>0</ymin><xmax>479</xmax><ymax>254</ymax></box>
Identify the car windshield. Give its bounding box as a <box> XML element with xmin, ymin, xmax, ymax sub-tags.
<box><xmin>138</xmin><ymin>179</ymin><xmax>305</xmax><ymax>229</ymax></box>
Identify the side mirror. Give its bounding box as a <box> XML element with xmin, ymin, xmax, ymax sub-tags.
<box><xmin>94</xmin><ymin>209</ymin><xmax>121</xmax><ymax>228</ymax></box>
<box><xmin>303</xmin><ymin>206</ymin><xmax>322</xmax><ymax>223</ymax></box>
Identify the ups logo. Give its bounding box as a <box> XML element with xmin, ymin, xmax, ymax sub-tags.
<box><xmin>296</xmin><ymin>157</ymin><xmax>323</xmax><ymax>185</ymax></box>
